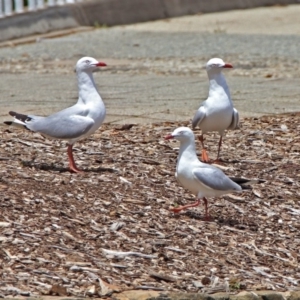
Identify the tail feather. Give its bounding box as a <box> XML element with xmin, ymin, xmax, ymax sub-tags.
<box><xmin>9</xmin><ymin>111</ymin><xmax>32</xmax><ymax>123</ymax></box>
<box><xmin>230</xmin><ymin>177</ymin><xmax>265</xmax><ymax>190</ymax></box>
<box><xmin>4</xmin><ymin>120</ymin><xmax>29</xmax><ymax>130</ymax></box>
<box><xmin>4</xmin><ymin>111</ymin><xmax>31</xmax><ymax>130</ymax></box>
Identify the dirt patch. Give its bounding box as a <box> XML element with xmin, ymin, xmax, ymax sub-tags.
<box><xmin>0</xmin><ymin>112</ymin><xmax>299</xmax><ymax>297</ymax></box>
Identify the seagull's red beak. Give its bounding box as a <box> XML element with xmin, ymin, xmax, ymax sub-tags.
<box><xmin>165</xmin><ymin>134</ymin><xmax>173</xmax><ymax>140</ymax></box>
<box><xmin>223</xmin><ymin>63</ymin><xmax>233</xmax><ymax>68</ymax></box>
<box><xmin>95</xmin><ymin>62</ymin><xmax>107</xmax><ymax>67</ymax></box>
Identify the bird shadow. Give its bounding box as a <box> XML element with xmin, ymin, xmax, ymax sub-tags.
<box><xmin>21</xmin><ymin>160</ymin><xmax>68</xmax><ymax>172</ymax></box>
<box><xmin>20</xmin><ymin>160</ymin><xmax>118</xmax><ymax>174</ymax></box>
<box><xmin>84</xmin><ymin>166</ymin><xmax>118</xmax><ymax>173</ymax></box>
<box><xmin>216</xmin><ymin>217</ymin><xmax>259</xmax><ymax>232</ymax></box>
<box><xmin>182</xmin><ymin>210</ymin><xmax>258</xmax><ymax>231</ymax></box>
<box><xmin>170</xmin><ymin>210</ymin><xmax>217</xmax><ymax>223</ymax></box>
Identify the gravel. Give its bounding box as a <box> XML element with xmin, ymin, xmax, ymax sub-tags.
<box><xmin>1</xmin><ymin>22</ymin><xmax>300</xmax><ymax>125</ymax></box>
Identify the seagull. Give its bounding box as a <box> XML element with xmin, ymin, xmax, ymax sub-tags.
<box><xmin>4</xmin><ymin>56</ymin><xmax>107</xmax><ymax>173</ymax></box>
<box><xmin>165</xmin><ymin>127</ymin><xmax>262</xmax><ymax>220</ymax></box>
<box><xmin>192</xmin><ymin>58</ymin><xmax>239</xmax><ymax>163</ymax></box>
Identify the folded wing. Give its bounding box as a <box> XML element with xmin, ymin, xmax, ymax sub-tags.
<box><xmin>192</xmin><ymin>166</ymin><xmax>242</xmax><ymax>192</ymax></box>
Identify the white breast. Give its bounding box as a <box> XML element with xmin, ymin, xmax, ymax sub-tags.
<box><xmin>201</xmin><ymin>101</ymin><xmax>233</xmax><ymax>134</ymax></box>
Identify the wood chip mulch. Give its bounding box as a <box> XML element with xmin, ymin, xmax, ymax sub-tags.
<box><xmin>0</xmin><ymin>112</ymin><xmax>299</xmax><ymax>297</ymax></box>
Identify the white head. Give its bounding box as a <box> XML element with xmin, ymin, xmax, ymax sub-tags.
<box><xmin>75</xmin><ymin>56</ymin><xmax>107</xmax><ymax>73</ymax></box>
<box><xmin>206</xmin><ymin>58</ymin><xmax>233</xmax><ymax>72</ymax></box>
<box><xmin>165</xmin><ymin>127</ymin><xmax>195</xmax><ymax>143</ymax></box>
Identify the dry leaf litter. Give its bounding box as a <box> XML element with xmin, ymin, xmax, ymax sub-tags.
<box><xmin>0</xmin><ymin>113</ymin><xmax>300</xmax><ymax>297</ymax></box>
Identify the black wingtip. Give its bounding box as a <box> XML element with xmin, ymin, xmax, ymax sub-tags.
<box><xmin>8</xmin><ymin>111</ymin><xmax>32</xmax><ymax>122</ymax></box>
<box><xmin>230</xmin><ymin>177</ymin><xmax>266</xmax><ymax>190</ymax></box>
<box><xmin>4</xmin><ymin>121</ymin><xmax>12</xmax><ymax>126</ymax></box>
<box><xmin>230</xmin><ymin>177</ymin><xmax>266</xmax><ymax>185</ymax></box>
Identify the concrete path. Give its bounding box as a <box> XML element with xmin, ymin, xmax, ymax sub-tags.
<box><xmin>0</xmin><ymin>4</ymin><xmax>300</xmax><ymax>124</ymax></box>
<box><xmin>125</xmin><ymin>4</ymin><xmax>300</xmax><ymax>35</ymax></box>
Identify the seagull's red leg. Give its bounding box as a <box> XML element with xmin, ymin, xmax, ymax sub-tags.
<box><xmin>169</xmin><ymin>199</ymin><xmax>201</xmax><ymax>213</ymax></box>
<box><xmin>201</xmin><ymin>149</ymin><xmax>210</xmax><ymax>163</ymax></box>
<box><xmin>170</xmin><ymin>197</ymin><xmax>211</xmax><ymax>221</ymax></box>
<box><xmin>198</xmin><ymin>135</ymin><xmax>210</xmax><ymax>163</ymax></box>
<box><xmin>67</xmin><ymin>144</ymin><xmax>82</xmax><ymax>173</ymax></box>
<box><xmin>202</xmin><ymin>197</ymin><xmax>211</xmax><ymax>221</ymax></box>
<box><xmin>212</xmin><ymin>135</ymin><xmax>223</xmax><ymax>164</ymax></box>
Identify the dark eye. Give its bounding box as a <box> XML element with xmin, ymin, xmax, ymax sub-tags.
<box><xmin>85</xmin><ymin>60</ymin><xmax>90</xmax><ymax>64</ymax></box>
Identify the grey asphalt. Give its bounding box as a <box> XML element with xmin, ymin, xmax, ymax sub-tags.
<box><xmin>0</xmin><ymin>5</ymin><xmax>300</xmax><ymax>124</ymax></box>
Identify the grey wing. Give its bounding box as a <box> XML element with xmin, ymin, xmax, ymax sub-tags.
<box><xmin>192</xmin><ymin>166</ymin><xmax>242</xmax><ymax>191</ymax></box>
<box><xmin>192</xmin><ymin>105</ymin><xmax>206</xmax><ymax>129</ymax></box>
<box><xmin>26</xmin><ymin>105</ymin><xmax>94</xmax><ymax>139</ymax></box>
<box><xmin>228</xmin><ymin>108</ymin><xmax>239</xmax><ymax>130</ymax></box>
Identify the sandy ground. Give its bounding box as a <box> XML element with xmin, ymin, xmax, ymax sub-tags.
<box><xmin>0</xmin><ymin>5</ymin><xmax>300</xmax><ymax>124</ymax></box>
